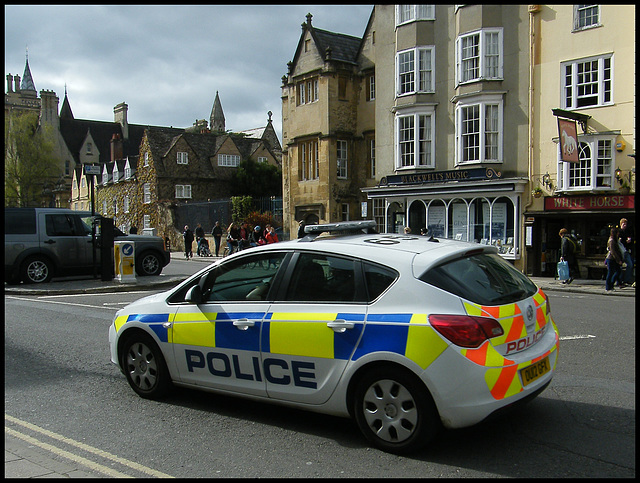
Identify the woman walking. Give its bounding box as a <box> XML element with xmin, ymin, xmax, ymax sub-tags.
<box><xmin>604</xmin><ymin>227</ymin><xmax>623</xmax><ymax>292</ymax></box>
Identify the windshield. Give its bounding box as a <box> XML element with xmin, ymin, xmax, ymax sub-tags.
<box><xmin>419</xmin><ymin>253</ymin><xmax>537</xmax><ymax>305</ymax></box>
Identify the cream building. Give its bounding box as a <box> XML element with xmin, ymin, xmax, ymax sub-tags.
<box><xmin>526</xmin><ymin>4</ymin><xmax>635</xmax><ymax>277</ymax></box>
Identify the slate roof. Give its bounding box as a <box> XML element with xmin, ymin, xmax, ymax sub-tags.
<box><xmin>311</xmin><ymin>27</ymin><xmax>361</xmax><ymax>65</ymax></box>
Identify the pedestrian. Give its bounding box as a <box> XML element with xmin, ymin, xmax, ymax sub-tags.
<box><xmin>559</xmin><ymin>228</ymin><xmax>579</xmax><ymax>284</ymax></box>
<box><xmin>404</xmin><ymin>226</ymin><xmax>412</xmax><ymax>234</ymax></box>
<box><xmin>195</xmin><ymin>223</ymin><xmax>205</xmax><ymax>256</ymax></box>
<box><xmin>227</xmin><ymin>222</ymin><xmax>240</xmax><ymax>255</ymax></box>
<box><xmin>129</xmin><ymin>226</ymin><xmax>138</xmax><ymax>234</ymax></box>
<box><xmin>265</xmin><ymin>225</ymin><xmax>279</xmax><ymax>244</ymax></box>
<box><xmin>604</xmin><ymin>227</ymin><xmax>623</xmax><ymax>292</ymax></box>
<box><xmin>239</xmin><ymin>222</ymin><xmax>249</xmax><ymax>251</ymax></box>
<box><xmin>183</xmin><ymin>225</ymin><xmax>194</xmax><ymax>260</ymax></box>
<box><xmin>211</xmin><ymin>221</ymin><xmax>223</xmax><ymax>257</ymax></box>
<box><xmin>420</xmin><ymin>228</ymin><xmax>428</xmax><ymax>236</ymax></box>
<box><xmin>250</xmin><ymin>225</ymin><xmax>265</xmax><ymax>247</ymax></box>
<box><xmin>297</xmin><ymin>220</ymin><xmax>306</xmax><ymax>238</ymax></box>
<box><xmin>618</xmin><ymin>217</ymin><xmax>634</xmax><ymax>286</ymax></box>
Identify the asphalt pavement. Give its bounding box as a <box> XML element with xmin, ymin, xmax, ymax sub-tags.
<box><xmin>4</xmin><ymin>254</ymin><xmax>635</xmax><ymax>478</ymax></box>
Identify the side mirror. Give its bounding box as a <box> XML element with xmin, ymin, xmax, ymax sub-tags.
<box><xmin>185</xmin><ymin>285</ymin><xmax>203</xmax><ymax>304</ymax></box>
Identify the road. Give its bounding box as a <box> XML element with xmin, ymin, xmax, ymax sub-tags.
<box><xmin>4</xmin><ymin>263</ymin><xmax>635</xmax><ymax>477</ymax></box>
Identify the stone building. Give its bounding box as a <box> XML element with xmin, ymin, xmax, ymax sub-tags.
<box><xmin>281</xmin><ymin>13</ymin><xmax>377</xmax><ymax>235</ymax></box>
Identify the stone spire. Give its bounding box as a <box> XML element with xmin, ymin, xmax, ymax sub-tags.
<box><xmin>59</xmin><ymin>85</ymin><xmax>74</xmax><ymax>120</ymax></box>
<box><xmin>210</xmin><ymin>91</ymin><xmax>225</xmax><ymax>132</ymax></box>
<box><xmin>20</xmin><ymin>48</ymin><xmax>36</xmax><ymax>92</ymax></box>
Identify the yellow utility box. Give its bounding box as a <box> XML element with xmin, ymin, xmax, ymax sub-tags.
<box><xmin>114</xmin><ymin>241</ymin><xmax>136</xmax><ymax>282</ymax></box>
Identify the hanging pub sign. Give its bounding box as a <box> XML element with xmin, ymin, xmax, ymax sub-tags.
<box><xmin>557</xmin><ymin>118</ymin><xmax>579</xmax><ymax>163</ymax></box>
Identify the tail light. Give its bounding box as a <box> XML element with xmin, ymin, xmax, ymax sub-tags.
<box><xmin>429</xmin><ymin>314</ymin><xmax>504</xmax><ymax>348</ymax></box>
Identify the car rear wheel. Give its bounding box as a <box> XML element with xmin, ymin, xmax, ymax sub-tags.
<box><xmin>21</xmin><ymin>256</ymin><xmax>53</xmax><ymax>284</ymax></box>
<box><xmin>353</xmin><ymin>366</ymin><xmax>440</xmax><ymax>454</ymax></box>
<box><xmin>136</xmin><ymin>251</ymin><xmax>162</xmax><ymax>276</ymax></box>
<box><xmin>120</xmin><ymin>332</ymin><xmax>171</xmax><ymax>399</ymax></box>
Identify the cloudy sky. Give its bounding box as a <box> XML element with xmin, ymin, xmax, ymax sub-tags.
<box><xmin>4</xmin><ymin>5</ymin><xmax>373</xmax><ymax>140</ymax></box>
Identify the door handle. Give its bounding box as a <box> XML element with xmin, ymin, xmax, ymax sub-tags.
<box><xmin>233</xmin><ymin>318</ymin><xmax>255</xmax><ymax>330</ymax></box>
<box><xmin>327</xmin><ymin>319</ymin><xmax>354</xmax><ymax>333</ymax></box>
<box><xmin>44</xmin><ymin>239</ymin><xmax>56</xmax><ymax>244</ymax></box>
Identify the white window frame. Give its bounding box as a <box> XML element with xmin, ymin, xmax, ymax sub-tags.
<box><xmin>175</xmin><ymin>184</ymin><xmax>192</xmax><ymax>199</ymax></box>
<box><xmin>556</xmin><ymin>135</ymin><xmax>615</xmax><ymax>192</ymax></box>
<box><xmin>370</xmin><ymin>138</ymin><xmax>376</xmax><ymax>178</ymax></box>
<box><xmin>102</xmin><ymin>201</ymin><xmax>107</xmax><ymax>215</ymax></box>
<box><xmin>396</xmin><ymin>5</ymin><xmax>435</xmax><ymax>25</ymax></box>
<box><xmin>143</xmin><ymin>215</ymin><xmax>150</xmax><ymax>230</ymax></box>
<box><xmin>218</xmin><ymin>154</ymin><xmax>240</xmax><ymax>167</ymax></box>
<box><xmin>144</xmin><ymin>151</ymin><xmax>149</xmax><ymax>166</ymax></box>
<box><xmin>368</xmin><ymin>74</ymin><xmax>375</xmax><ymax>101</ymax></box>
<box><xmin>341</xmin><ymin>203</ymin><xmax>350</xmax><ymax>221</ymax></box>
<box><xmin>455</xmin><ymin>28</ymin><xmax>503</xmax><ymax>85</ymax></box>
<box><xmin>177</xmin><ymin>151</ymin><xmax>189</xmax><ymax>165</ymax></box>
<box><xmin>257</xmin><ymin>156</ymin><xmax>268</xmax><ymax>163</ymax></box>
<box><xmin>454</xmin><ymin>94</ymin><xmax>503</xmax><ymax>165</ymax></box>
<box><xmin>561</xmin><ymin>54</ymin><xmax>613</xmax><ymax>110</ymax></box>
<box><xmin>143</xmin><ymin>183</ymin><xmax>151</xmax><ymax>204</ymax></box>
<box><xmin>573</xmin><ymin>4</ymin><xmax>600</xmax><ymax>31</ymax></box>
<box><xmin>113</xmin><ymin>199</ymin><xmax>118</xmax><ymax>215</ymax></box>
<box><xmin>113</xmin><ymin>166</ymin><xmax>119</xmax><ymax>183</ymax></box>
<box><xmin>395</xmin><ymin>107</ymin><xmax>436</xmax><ymax>170</ymax></box>
<box><xmin>124</xmin><ymin>195</ymin><xmax>130</xmax><ymax>213</ymax></box>
<box><xmin>396</xmin><ymin>46</ymin><xmax>434</xmax><ymax>96</ymax></box>
<box><xmin>337</xmin><ymin>140</ymin><xmax>348</xmax><ymax>179</ymax></box>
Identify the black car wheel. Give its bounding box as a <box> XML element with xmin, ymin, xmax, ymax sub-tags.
<box><xmin>120</xmin><ymin>332</ymin><xmax>171</xmax><ymax>399</ymax></box>
<box><xmin>136</xmin><ymin>251</ymin><xmax>162</xmax><ymax>276</ymax></box>
<box><xmin>353</xmin><ymin>366</ymin><xmax>440</xmax><ymax>454</ymax></box>
<box><xmin>21</xmin><ymin>256</ymin><xmax>53</xmax><ymax>284</ymax></box>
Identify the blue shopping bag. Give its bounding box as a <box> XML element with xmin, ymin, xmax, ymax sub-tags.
<box><xmin>557</xmin><ymin>260</ymin><xmax>570</xmax><ymax>281</ymax></box>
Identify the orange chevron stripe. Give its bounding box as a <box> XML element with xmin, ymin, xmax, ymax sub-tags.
<box><xmin>490</xmin><ymin>365</ymin><xmax>519</xmax><ymax>399</ymax></box>
<box><xmin>463</xmin><ymin>341</ymin><xmax>488</xmax><ymax>365</ymax></box>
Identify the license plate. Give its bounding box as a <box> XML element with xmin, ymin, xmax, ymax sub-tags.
<box><xmin>520</xmin><ymin>357</ymin><xmax>550</xmax><ymax>387</ymax></box>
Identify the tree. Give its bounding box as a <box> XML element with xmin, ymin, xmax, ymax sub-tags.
<box><xmin>5</xmin><ymin>112</ymin><xmax>62</xmax><ymax>207</ymax></box>
<box><xmin>232</xmin><ymin>157</ymin><xmax>283</xmax><ymax>198</ymax></box>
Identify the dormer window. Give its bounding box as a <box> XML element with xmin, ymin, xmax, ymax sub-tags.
<box><xmin>86</xmin><ymin>143</ymin><xmax>93</xmax><ymax>154</ymax></box>
<box><xmin>177</xmin><ymin>152</ymin><xmax>188</xmax><ymax>165</ymax></box>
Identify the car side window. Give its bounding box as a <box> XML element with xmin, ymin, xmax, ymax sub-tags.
<box><xmin>46</xmin><ymin>214</ymin><xmax>77</xmax><ymax>236</ymax></box>
<box><xmin>284</xmin><ymin>253</ymin><xmax>360</xmax><ymax>302</ymax></box>
<box><xmin>204</xmin><ymin>252</ymin><xmax>286</xmax><ymax>302</ymax></box>
<box><xmin>363</xmin><ymin>262</ymin><xmax>398</xmax><ymax>302</ymax></box>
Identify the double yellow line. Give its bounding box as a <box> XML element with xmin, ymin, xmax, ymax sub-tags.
<box><xmin>5</xmin><ymin>414</ymin><xmax>173</xmax><ymax>478</ymax></box>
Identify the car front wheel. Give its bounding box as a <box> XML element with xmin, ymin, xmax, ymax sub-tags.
<box><xmin>353</xmin><ymin>366</ymin><xmax>440</xmax><ymax>454</ymax></box>
<box><xmin>120</xmin><ymin>332</ymin><xmax>171</xmax><ymax>399</ymax></box>
<box><xmin>135</xmin><ymin>251</ymin><xmax>162</xmax><ymax>276</ymax></box>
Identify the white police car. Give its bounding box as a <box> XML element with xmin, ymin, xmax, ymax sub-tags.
<box><xmin>109</xmin><ymin>221</ymin><xmax>558</xmax><ymax>454</ymax></box>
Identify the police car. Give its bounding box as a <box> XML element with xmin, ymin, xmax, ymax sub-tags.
<box><xmin>109</xmin><ymin>221</ymin><xmax>558</xmax><ymax>454</ymax></box>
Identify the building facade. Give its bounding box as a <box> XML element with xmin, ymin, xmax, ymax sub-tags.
<box><xmin>525</xmin><ymin>4</ymin><xmax>635</xmax><ymax>277</ymax></box>
<box><xmin>280</xmin><ymin>5</ymin><xmax>635</xmax><ymax>276</ymax></box>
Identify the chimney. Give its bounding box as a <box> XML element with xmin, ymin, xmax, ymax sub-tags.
<box><xmin>113</xmin><ymin>102</ymin><xmax>129</xmax><ymax>140</ymax></box>
<box><xmin>110</xmin><ymin>133</ymin><xmax>123</xmax><ymax>162</ymax></box>
<box><xmin>39</xmin><ymin>90</ymin><xmax>60</xmax><ymax>132</ymax></box>
<box><xmin>14</xmin><ymin>75</ymin><xmax>20</xmax><ymax>92</ymax></box>
<box><xmin>6</xmin><ymin>74</ymin><xmax>13</xmax><ymax>93</ymax></box>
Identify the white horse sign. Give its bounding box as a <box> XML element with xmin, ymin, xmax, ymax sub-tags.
<box><xmin>558</xmin><ymin>118</ymin><xmax>579</xmax><ymax>163</ymax></box>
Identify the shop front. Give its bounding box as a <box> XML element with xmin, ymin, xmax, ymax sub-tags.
<box><xmin>524</xmin><ymin>194</ymin><xmax>635</xmax><ymax>279</ymax></box>
<box><xmin>363</xmin><ymin>168</ymin><xmax>528</xmax><ymax>270</ymax></box>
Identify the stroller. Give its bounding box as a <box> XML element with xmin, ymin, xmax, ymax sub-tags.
<box><xmin>197</xmin><ymin>237</ymin><xmax>213</xmax><ymax>257</ymax></box>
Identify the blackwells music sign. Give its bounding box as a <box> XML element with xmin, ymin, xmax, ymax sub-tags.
<box><xmin>379</xmin><ymin>167</ymin><xmax>502</xmax><ymax>186</ymax></box>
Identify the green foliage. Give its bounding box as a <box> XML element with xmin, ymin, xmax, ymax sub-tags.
<box><xmin>230</xmin><ymin>195</ymin><xmax>254</xmax><ymax>224</ymax></box>
<box><xmin>232</xmin><ymin>157</ymin><xmax>282</xmax><ymax>198</ymax></box>
<box><xmin>5</xmin><ymin>112</ymin><xmax>61</xmax><ymax>207</ymax></box>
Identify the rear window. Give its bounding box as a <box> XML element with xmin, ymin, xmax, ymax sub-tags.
<box><xmin>5</xmin><ymin>209</ymin><xmax>36</xmax><ymax>235</ymax></box>
<box><xmin>419</xmin><ymin>253</ymin><xmax>537</xmax><ymax>306</ymax></box>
